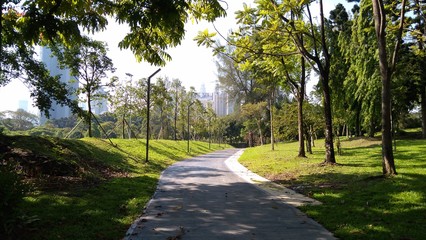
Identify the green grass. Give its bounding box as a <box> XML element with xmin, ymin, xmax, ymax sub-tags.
<box><xmin>1</xmin><ymin>135</ymin><xmax>230</xmax><ymax>240</ymax></box>
<box><xmin>239</xmin><ymin>137</ymin><xmax>426</xmax><ymax>240</ymax></box>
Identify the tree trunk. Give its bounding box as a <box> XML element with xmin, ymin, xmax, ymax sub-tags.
<box><xmin>174</xmin><ymin>92</ymin><xmax>178</xmax><ymax>140</ymax></box>
<box><xmin>355</xmin><ymin>104</ymin><xmax>361</xmax><ymax>136</ymax></box>
<box><xmin>305</xmin><ymin>127</ymin><xmax>312</xmax><ymax>154</ymax></box>
<box><xmin>258</xmin><ymin>124</ymin><xmax>263</xmax><ymax>145</ymax></box>
<box><xmin>319</xmin><ymin>0</ymin><xmax>335</xmax><ymax>164</ymax></box>
<box><xmin>322</xmin><ymin>74</ymin><xmax>336</xmax><ymax>164</ymax></box>
<box><xmin>270</xmin><ymin>91</ymin><xmax>275</xmax><ymax>151</ymax></box>
<box><xmin>369</xmin><ymin>112</ymin><xmax>375</xmax><ymax>138</ymax></box>
<box><xmin>87</xmin><ymin>92</ymin><xmax>92</xmax><ymax>137</ymax></box>
<box><xmin>422</xmin><ymin>87</ymin><xmax>426</xmax><ymax>138</ymax></box>
<box><xmin>372</xmin><ymin>0</ymin><xmax>397</xmax><ymax>175</ymax></box>
<box><xmin>297</xmin><ymin>56</ymin><xmax>306</xmax><ymax>157</ymax></box>
<box><xmin>419</xmin><ymin>1</ymin><xmax>426</xmax><ymax>138</ymax></box>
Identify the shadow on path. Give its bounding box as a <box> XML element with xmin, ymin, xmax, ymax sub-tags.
<box><xmin>125</xmin><ymin>149</ymin><xmax>335</xmax><ymax>240</ymax></box>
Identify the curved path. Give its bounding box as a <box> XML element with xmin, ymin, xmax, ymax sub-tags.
<box><xmin>125</xmin><ymin>149</ymin><xmax>335</xmax><ymax>240</ymax></box>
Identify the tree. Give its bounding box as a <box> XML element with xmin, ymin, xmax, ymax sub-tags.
<box><xmin>54</xmin><ymin>37</ymin><xmax>116</xmax><ymax>137</ymax></box>
<box><xmin>371</xmin><ymin>0</ymin><xmax>407</xmax><ymax>175</ymax></box>
<box><xmin>339</xmin><ymin>0</ymin><xmax>381</xmax><ymax>138</ymax></box>
<box><xmin>1</xmin><ymin>0</ymin><xmax>225</xmax><ymax>115</ymax></box>
<box><xmin>1</xmin><ymin>2</ymin><xmax>81</xmax><ymax>117</ymax></box>
<box><xmin>257</xmin><ymin>0</ymin><xmax>336</xmax><ymax>164</ymax></box>
<box><xmin>241</xmin><ymin>102</ymin><xmax>268</xmax><ymax>146</ymax></box>
<box><xmin>1</xmin><ymin>109</ymin><xmax>38</xmax><ymax>131</ymax></box>
<box><xmin>410</xmin><ymin>0</ymin><xmax>426</xmax><ymax>138</ymax></box>
<box><xmin>152</xmin><ymin>77</ymin><xmax>172</xmax><ymax>139</ymax></box>
<box><xmin>170</xmin><ymin>78</ymin><xmax>184</xmax><ymax>140</ymax></box>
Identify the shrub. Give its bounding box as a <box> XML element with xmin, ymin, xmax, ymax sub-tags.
<box><xmin>0</xmin><ymin>161</ymin><xmax>30</xmax><ymax>239</ymax></box>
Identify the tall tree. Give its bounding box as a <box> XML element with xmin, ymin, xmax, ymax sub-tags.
<box><xmin>371</xmin><ymin>0</ymin><xmax>407</xmax><ymax>175</ymax></box>
<box><xmin>261</xmin><ymin>0</ymin><xmax>336</xmax><ymax>163</ymax></box>
<box><xmin>411</xmin><ymin>0</ymin><xmax>426</xmax><ymax>138</ymax></box>
<box><xmin>170</xmin><ymin>78</ymin><xmax>184</xmax><ymax>140</ymax></box>
<box><xmin>152</xmin><ymin>77</ymin><xmax>172</xmax><ymax>139</ymax></box>
<box><xmin>54</xmin><ymin>37</ymin><xmax>116</xmax><ymax>137</ymax></box>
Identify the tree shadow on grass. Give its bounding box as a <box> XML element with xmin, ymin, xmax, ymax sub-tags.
<box><xmin>20</xmin><ymin>175</ymin><xmax>158</xmax><ymax>240</ymax></box>
<box><xmin>297</xmin><ymin>171</ymin><xmax>426</xmax><ymax>240</ymax></box>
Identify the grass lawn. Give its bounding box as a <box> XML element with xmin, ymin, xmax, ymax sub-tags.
<box><xmin>1</xmin><ymin>135</ymin><xmax>230</xmax><ymax>240</ymax></box>
<box><xmin>239</xmin><ymin>137</ymin><xmax>426</xmax><ymax>240</ymax></box>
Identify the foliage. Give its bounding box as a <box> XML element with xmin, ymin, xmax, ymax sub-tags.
<box><xmin>0</xmin><ymin>109</ymin><xmax>39</xmax><ymax>131</ymax></box>
<box><xmin>0</xmin><ymin>160</ymin><xmax>30</xmax><ymax>239</ymax></box>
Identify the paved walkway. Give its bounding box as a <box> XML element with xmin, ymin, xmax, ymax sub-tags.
<box><xmin>125</xmin><ymin>149</ymin><xmax>335</xmax><ymax>240</ymax></box>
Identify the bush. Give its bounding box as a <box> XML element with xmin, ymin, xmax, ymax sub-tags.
<box><xmin>0</xmin><ymin>161</ymin><xmax>30</xmax><ymax>239</ymax></box>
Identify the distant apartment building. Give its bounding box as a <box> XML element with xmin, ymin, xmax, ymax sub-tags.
<box><xmin>39</xmin><ymin>47</ymin><xmax>79</xmax><ymax>124</ymax></box>
<box><xmin>197</xmin><ymin>84</ymin><xmax>235</xmax><ymax>117</ymax></box>
<box><xmin>91</xmin><ymin>87</ymin><xmax>109</xmax><ymax>115</ymax></box>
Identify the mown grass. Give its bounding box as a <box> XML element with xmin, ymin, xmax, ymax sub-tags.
<box><xmin>239</xmin><ymin>137</ymin><xmax>426</xmax><ymax>240</ymax></box>
<box><xmin>3</xmin><ymin>136</ymin><xmax>230</xmax><ymax>240</ymax></box>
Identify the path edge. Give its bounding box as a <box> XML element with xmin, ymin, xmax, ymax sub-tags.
<box><xmin>224</xmin><ymin>149</ymin><xmax>322</xmax><ymax>207</ymax></box>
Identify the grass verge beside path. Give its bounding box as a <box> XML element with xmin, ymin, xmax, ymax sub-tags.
<box><xmin>239</xmin><ymin>138</ymin><xmax>426</xmax><ymax>240</ymax></box>
<box><xmin>1</xmin><ymin>135</ymin><xmax>230</xmax><ymax>240</ymax></box>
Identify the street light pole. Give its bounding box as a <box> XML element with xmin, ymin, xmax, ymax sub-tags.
<box><xmin>145</xmin><ymin>68</ymin><xmax>161</xmax><ymax>163</ymax></box>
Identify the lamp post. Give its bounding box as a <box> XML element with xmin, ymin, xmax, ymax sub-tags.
<box><xmin>145</xmin><ymin>68</ymin><xmax>161</xmax><ymax>163</ymax></box>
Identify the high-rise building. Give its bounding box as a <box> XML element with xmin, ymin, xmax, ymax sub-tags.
<box><xmin>212</xmin><ymin>85</ymin><xmax>235</xmax><ymax>116</ymax></box>
<box><xmin>18</xmin><ymin>100</ymin><xmax>28</xmax><ymax>111</ymax></box>
<box><xmin>91</xmin><ymin>87</ymin><xmax>109</xmax><ymax>115</ymax></box>
<box><xmin>195</xmin><ymin>83</ymin><xmax>236</xmax><ymax>117</ymax></box>
<box><xmin>39</xmin><ymin>47</ymin><xmax>79</xmax><ymax>124</ymax></box>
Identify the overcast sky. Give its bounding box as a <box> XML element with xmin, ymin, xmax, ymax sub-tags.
<box><xmin>0</xmin><ymin>0</ymin><xmax>354</xmax><ymax>113</ymax></box>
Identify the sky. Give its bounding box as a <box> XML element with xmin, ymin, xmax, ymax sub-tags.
<box><xmin>0</xmin><ymin>0</ymin><xmax>354</xmax><ymax>114</ymax></box>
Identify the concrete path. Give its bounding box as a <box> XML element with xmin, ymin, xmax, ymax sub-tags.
<box><xmin>125</xmin><ymin>149</ymin><xmax>335</xmax><ymax>240</ymax></box>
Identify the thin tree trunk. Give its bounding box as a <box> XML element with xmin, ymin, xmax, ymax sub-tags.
<box><xmin>356</xmin><ymin>103</ymin><xmax>362</xmax><ymax>136</ymax></box>
<box><xmin>297</xmin><ymin>56</ymin><xmax>306</xmax><ymax>157</ymax></box>
<box><xmin>270</xmin><ymin>91</ymin><xmax>275</xmax><ymax>151</ymax></box>
<box><xmin>305</xmin><ymin>127</ymin><xmax>312</xmax><ymax>154</ymax></box>
<box><xmin>87</xmin><ymin>91</ymin><xmax>92</xmax><ymax>137</ymax></box>
<box><xmin>174</xmin><ymin>92</ymin><xmax>178</xmax><ymax>140</ymax></box>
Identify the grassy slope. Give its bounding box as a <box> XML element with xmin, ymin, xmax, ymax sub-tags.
<box><xmin>2</xmin><ymin>135</ymin><xmax>230</xmax><ymax>240</ymax></box>
<box><xmin>239</xmin><ymin>137</ymin><xmax>426</xmax><ymax>240</ymax></box>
